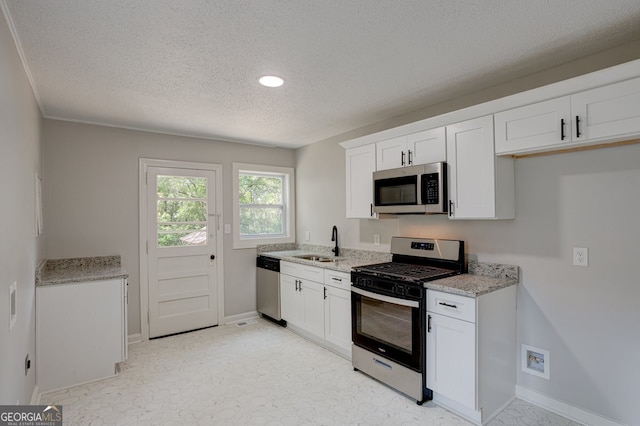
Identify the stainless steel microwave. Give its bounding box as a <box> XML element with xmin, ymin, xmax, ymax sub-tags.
<box><xmin>373</xmin><ymin>162</ymin><xmax>448</xmax><ymax>214</ymax></box>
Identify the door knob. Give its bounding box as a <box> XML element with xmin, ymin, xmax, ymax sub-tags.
<box><xmin>210</xmin><ymin>255</ymin><xmax>215</xmax><ymax>260</ymax></box>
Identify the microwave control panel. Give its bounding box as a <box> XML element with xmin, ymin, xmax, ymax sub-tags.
<box><xmin>422</xmin><ymin>173</ymin><xmax>439</xmax><ymax>204</ymax></box>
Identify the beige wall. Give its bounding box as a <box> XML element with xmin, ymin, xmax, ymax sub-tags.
<box><xmin>42</xmin><ymin>120</ymin><xmax>295</xmax><ymax>335</ymax></box>
<box><xmin>294</xmin><ymin>43</ymin><xmax>640</xmax><ymax>424</ymax></box>
<box><xmin>0</xmin><ymin>11</ymin><xmax>42</xmax><ymax>404</ymax></box>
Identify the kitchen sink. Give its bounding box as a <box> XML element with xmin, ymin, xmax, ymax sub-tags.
<box><xmin>293</xmin><ymin>254</ymin><xmax>337</xmax><ymax>262</ymax></box>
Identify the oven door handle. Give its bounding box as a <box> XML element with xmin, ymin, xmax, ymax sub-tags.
<box><xmin>351</xmin><ymin>286</ymin><xmax>420</xmax><ymax>308</ymax></box>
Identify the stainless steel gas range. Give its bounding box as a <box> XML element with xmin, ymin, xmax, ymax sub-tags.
<box><xmin>351</xmin><ymin>237</ymin><xmax>465</xmax><ymax>405</ymax></box>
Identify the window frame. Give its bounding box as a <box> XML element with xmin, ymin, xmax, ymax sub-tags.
<box><xmin>232</xmin><ymin>163</ymin><xmax>295</xmax><ymax>249</ymax></box>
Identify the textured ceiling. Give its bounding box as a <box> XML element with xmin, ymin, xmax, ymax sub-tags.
<box><xmin>3</xmin><ymin>0</ymin><xmax>640</xmax><ymax>148</ymax></box>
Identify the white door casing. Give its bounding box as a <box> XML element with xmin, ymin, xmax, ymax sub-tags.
<box><xmin>139</xmin><ymin>159</ymin><xmax>224</xmax><ymax>340</ymax></box>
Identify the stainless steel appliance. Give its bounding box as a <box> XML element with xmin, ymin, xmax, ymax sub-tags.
<box><xmin>256</xmin><ymin>256</ymin><xmax>286</xmax><ymax>326</ymax></box>
<box><xmin>351</xmin><ymin>237</ymin><xmax>465</xmax><ymax>404</ymax></box>
<box><xmin>373</xmin><ymin>162</ymin><xmax>448</xmax><ymax>214</ymax></box>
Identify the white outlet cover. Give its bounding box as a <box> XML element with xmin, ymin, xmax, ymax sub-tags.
<box><xmin>573</xmin><ymin>247</ymin><xmax>589</xmax><ymax>267</ymax></box>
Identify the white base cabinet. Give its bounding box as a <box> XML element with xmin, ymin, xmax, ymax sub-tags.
<box><xmin>36</xmin><ymin>278</ymin><xmax>128</xmax><ymax>392</ymax></box>
<box><xmin>280</xmin><ymin>262</ymin><xmax>351</xmax><ymax>358</ymax></box>
<box><xmin>426</xmin><ymin>286</ymin><xmax>516</xmax><ymax>425</ymax></box>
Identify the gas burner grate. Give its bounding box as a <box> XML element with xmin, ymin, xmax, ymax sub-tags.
<box><xmin>354</xmin><ymin>262</ymin><xmax>456</xmax><ymax>283</ymax></box>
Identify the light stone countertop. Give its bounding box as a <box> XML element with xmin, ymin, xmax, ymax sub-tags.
<box><xmin>36</xmin><ymin>256</ymin><xmax>128</xmax><ymax>287</ymax></box>
<box><xmin>258</xmin><ymin>244</ymin><xmax>518</xmax><ymax>297</ymax></box>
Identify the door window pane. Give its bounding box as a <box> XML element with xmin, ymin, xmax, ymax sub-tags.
<box><xmin>156</xmin><ymin>176</ymin><xmax>208</xmax><ymax>247</ymax></box>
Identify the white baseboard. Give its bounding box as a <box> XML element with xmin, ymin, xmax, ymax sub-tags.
<box><xmin>223</xmin><ymin>311</ymin><xmax>259</xmax><ymax>324</ymax></box>
<box><xmin>127</xmin><ymin>333</ymin><xmax>142</xmax><ymax>344</ymax></box>
<box><xmin>516</xmin><ymin>385</ymin><xmax>625</xmax><ymax>426</ymax></box>
<box><xmin>30</xmin><ymin>385</ymin><xmax>40</xmax><ymax>405</ymax></box>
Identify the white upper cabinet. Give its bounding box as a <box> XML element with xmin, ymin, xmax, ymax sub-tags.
<box><xmin>345</xmin><ymin>144</ymin><xmax>376</xmax><ymax>219</ymax></box>
<box><xmin>447</xmin><ymin>115</ymin><xmax>514</xmax><ymax>220</ymax></box>
<box><xmin>376</xmin><ymin>136</ymin><xmax>407</xmax><ymax>170</ymax></box>
<box><xmin>496</xmin><ymin>76</ymin><xmax>640</xmax><ymax>156</ymax></box>
<box><xmin>376</xmin><ymin>128</ymin><xmax>446</xmax><ymax>171</ymax></box>
<box><xmin>407</xmin><ymin>127</ymin><xmax>447</xmax><ymax>165</ymax></box>
<box><xmin>495</xmin><ymin>97</ymin><xmax>571</xmax><ymax>154</ymax></box>
<box><xmin>571</xmin><ymin>76</ymin><xmax>640</xmax><ymax>142</ymax></box>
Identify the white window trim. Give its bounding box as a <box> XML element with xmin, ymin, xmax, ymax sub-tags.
<box><xmin>232</xmin><ymin>163</ymin><xmax>295</xmax><ymax>249</ymax></box>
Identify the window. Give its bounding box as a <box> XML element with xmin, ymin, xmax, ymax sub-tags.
<box><xmin>156</xmin><ymin>175</ymin><xmax>208</xmax><ymax>247</ymax></box>
<box><xmin>233</xmin><ymin>163</ymin><xmax>295</xmax><ymax>249</ymax></box>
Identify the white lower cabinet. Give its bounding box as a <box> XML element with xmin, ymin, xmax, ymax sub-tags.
<box><xmin>426</xmin><ymin>286</ymin><xmax>516</xmax><ymax>425</ymax></box>
<box><xmin>36</xmin><ymin>278</ymin><xmax>128</xmax><ymax>392</ymax></box>
<box><xmin>427</xmin><ymin>311</ymin><xmax>476</xmax><ymax>409</ymax></box>
<box><xmin>323</xmin><ymin>274</ymin><xmax>352</xmax><ymax>351</ymax></box>
<box><xmin>280</xmin><ymin>262</ymin><xmax>351</xmax><ymax>357</ymax></box>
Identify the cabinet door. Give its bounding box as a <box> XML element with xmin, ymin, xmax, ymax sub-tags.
<box><xmin>36</xmin><ymin>279</ymin><xmax>124</xmax><ymax>392</ymax></box>
<box><xmin>407</xmin><ymin>127</ymin><xmax>446</xmax><ymax>165</ymax></box>
<box><xmin>495</xmin><ymin>97</ymin><xmax>571</xmax><ymax>155</ymax></box>
<box><xmin>571</xmin><ymin>76</ymin><xmax>640</xmax><ymax>142</ymax></box>
<box><xmin>324</xmin><ymin>286</ymin><xmax>351</xmax><ymax>352</ymax></box>
<box><xmin>345</xmin><ymin>145</ymin><xmax>376</xmax><ymax>218</ymax></box>
<box><xmin>376</xmin><ymin>136</ymin><xmax>407</xmax><ymax>170</ymax></box>
<box><xmin>280</xmin><ymin>274</ymin><xmax>303</xmax><ymax>327</ymax></box>
<box><xmin>446</xmin><ymin>115</ymin><xmax>496</xmax><ymax>219</ymax></box>
<box><xmin>300</xmin><ymin>279</ymin><xmax>325</xmax><ymax>338</ymax></box>
<box><xmin>427</xmin><ymin>312</ymin><xmax>476</xmax><ymax>410</ymax></box>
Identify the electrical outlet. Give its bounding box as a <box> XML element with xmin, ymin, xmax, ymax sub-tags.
<box><xmin>374</xmin><ymin>234</ymin><xmax>380</xmax><ymax>245</ymax></box>
<box><xmin>573</xmin><ymin>247</ymin><xmax>588</xmax><ymax>267</ymax></box>
<box><xmin>305</xmin><ymin>231</ymin><xmax>310</xmax><ymax>241</ymax></box>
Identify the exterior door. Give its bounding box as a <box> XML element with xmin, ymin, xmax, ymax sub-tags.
<box><xmin>146</xmin><ymin>166</ymin><xmax>219</xmax><ymax>338</ymax></box>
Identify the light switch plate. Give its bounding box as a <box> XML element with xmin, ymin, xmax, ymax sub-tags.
<box><xmin>224</xmin><ymin>224</ymin><xmax>231</xmax><ymax>234</ymax></box>
<box><xmin>10</xmin><ymin>281</ymin><xmax>17</xmax><ymax>331</ymax></box>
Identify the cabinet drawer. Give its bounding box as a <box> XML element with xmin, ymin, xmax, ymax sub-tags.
<box><xmin>324</xmin><ymin>270</ymin><xmax>351</xmax><ymax>290</ymax></box>
<box><xmin>280</xmin><ymin>261</ymin><xmax>324</xmax><ymax>283</ymax></box>
<box><xmin>427</xmin><ymin>290</ymin><xmax>476</xmax><ymax>323</ymax></box>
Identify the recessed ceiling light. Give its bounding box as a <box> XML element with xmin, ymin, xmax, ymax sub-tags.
<box><xmin>259</xmin><ymin>75</ymin><xmax>284</xmax><ymax>88</ymax></box>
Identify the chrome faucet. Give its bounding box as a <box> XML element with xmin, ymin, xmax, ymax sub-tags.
<box><xmin>331</xmin><ymin>226</ymin><xmax>339</xmax><ymax>257</ymax></box>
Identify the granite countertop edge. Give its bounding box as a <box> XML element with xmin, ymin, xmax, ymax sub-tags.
<box><xmin>36</xmin><ymin>256</ymin><xmax>129</xmax><ymax>287</ymax></box>
<box><xmin>259</xmin><ymin>246</ymin><xmax>518</xmax><ymax>297</ymax></box>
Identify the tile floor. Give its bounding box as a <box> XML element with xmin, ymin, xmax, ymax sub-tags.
<box><xmin>41</xmin><ymin>319</ymin><xmax>581</xmax><ymax>425</ymax></box>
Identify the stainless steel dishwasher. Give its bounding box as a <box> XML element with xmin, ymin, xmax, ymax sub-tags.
<box><xmin>256</xmin><ymin>256</ymin><xmax>286</xmax><ymax>326</ymax></box>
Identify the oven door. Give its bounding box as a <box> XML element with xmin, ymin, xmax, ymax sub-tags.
<box><xmin>351</xmin><ymin>286</ymin><xmax>423</xmax><ymax>371</ymax></box>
